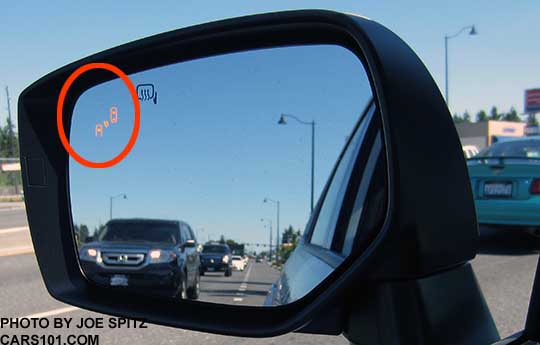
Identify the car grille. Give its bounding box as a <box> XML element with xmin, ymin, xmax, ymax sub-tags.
<box><xmin>102</xmin><ymin>252</ymin><xmax>145</xmax><ymax>266</ymax></box>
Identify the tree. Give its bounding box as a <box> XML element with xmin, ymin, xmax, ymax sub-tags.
<box><xmin>219</xmin><ymin>235</ymin><xmax>226</xmax><ymax>244</ymax></box>
<box><xmin>0</xmin><ymin>116</ymin><xmax>22</xmax><ymax>189</ymax></box>
<box><xmin>462</xmin><ymin>111</ymin><xmax>471</xmax><ymax>123</ymax></box>
<box><xmin>73</xmin><ymin>223</ymin><xmax>90</xmax><ymax>246</ymax></box>
<box><xmin>0</xmin><ymin>116</ymin><xmax>18</xmax><ymax>157</ymax></box>
<box><xmin>489</xmin><ymin>106</ymin><xmax>501</xmax><ymax>121</ymax></box>
<box><xmin>453</xmin><ymin>114</ymin><xmax>465</xmax><ymax>123</ymax></box>
<box><xmin>279</xmin><ymin>225</ymin><xmax>303</xmax><ymax>262</ymax></box>
<box><xmin>528</xmin><ymin>114</ymin><xmax>539</xmax><ymax>126</ymax></box>
<box><xmin>226</xmin><ymin>239</ymin><xmax>239</xmax><ymax>247</ymax></box>
<box><xmin>281</xmin><ymin>225</ymin><xmax>301</xmax><ymax>244</ymax></box>
<box><xmin>503</xmin><ymin>107</ymin><xmax>521</xmax><ymax>122</ymax></box>
<box><xmin>452</xmin><ymin>112</ymin><xmax>472</xmax><ymax>124</ymax></box>
<box><xmin>476</xmin><ymin>110</ymin><xmax>488</xmax><ymax>122</ymax></box>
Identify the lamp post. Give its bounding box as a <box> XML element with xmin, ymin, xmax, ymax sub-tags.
<box><xmin>260</xmin><ymin>218</ymin><xmax>273</xmax><ymax>261</ymax></box>
<box><xmin>109</xmin><ymin>193</ymin><xmax>127</xmax><ymax>220</ymax></box>
<box><xmin>278</xmin><ymin>114</ymin><xmax>315</xmax><ymax>212</ymax></box>
<box><xmin>264</xmin><ymin>197</ymin><xmax>280</xmax><ymax>263</ymax></box>
<box><xmin>445</xmin><ymin>25</ymin><xmax>477</xmax><ymax>108</ymax></box>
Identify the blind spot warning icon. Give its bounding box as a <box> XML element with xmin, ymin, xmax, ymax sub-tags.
<box><xmin>95</xmin><ymin>124</ymin><xmax>103</xmax><ymax>137</ymax></box>
<box><xmin>136</xmin><ymin>84</ymin><xmax>158</xmax><ymax>104</ymax></box>
<box><xmin>110</xmin><ymin>106</ymin><xmax>118</xmax><ymax>123</ymax></box>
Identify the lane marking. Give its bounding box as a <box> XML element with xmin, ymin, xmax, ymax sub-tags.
<box><xmin>0</xmin><ymin>245</ymin><xmax>34</xmax><ymax>257</ymax></box>
<box><xmin>19</xmin><ymin>306</ymin><xmax>79</xmax><ymax>319</ymax></box>
<box><xmin>232</xmin><ymin>262</ymin><xmax>254</xmax><ymax>303</ymax></box>
<box><xmin>0</xmin><ymin>226</ymin><xmax>29</xmax><ymax>235</ymax></box>
<box><xmin>241</xmin><ymin>263</ymin><xmax>253</xmax><ymax>286</ymax></box>
<box><xmin>0</xmin><ymin>207</ymin><xmax>25</xmax><ymax>213</ymax></box>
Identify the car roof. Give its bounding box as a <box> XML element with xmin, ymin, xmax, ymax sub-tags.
<box><xmin>203</xmin><ymin>242</ymin><xmax>230</xmax><ymax>248</ymax></box>
<box><xmin>106</xmin><ymin>218</ymin><xmax>188</xmax><ymax>227</ymax></box>
<box><xmin>495</xmin><ymin>136</ymin><xmax>540</xmax><ymax>143</ymax></box>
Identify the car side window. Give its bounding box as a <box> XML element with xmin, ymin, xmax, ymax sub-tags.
<box><xmin>179</xmin><ymin>225</ymin><xmax>187</xmax><ymax>244</ymax></box>
<box><xmin>309</xmin><ymin>105</ymin><xmax>375</xmax><ymax>249</ymax></box>
<box><xmin>186</xmin><ymin>226</ymin><xmax>195</xmax><ymax>241</ymax></box>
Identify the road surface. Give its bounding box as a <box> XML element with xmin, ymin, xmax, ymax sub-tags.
<box><xmin>0</xmin><ymin>206</ymin><xmax>538</xmax><ymax>343</ymax></box>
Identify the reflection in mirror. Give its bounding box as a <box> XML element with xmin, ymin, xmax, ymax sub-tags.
<box><xmin>69</xmin><ymin>44</ymin><xmax>385</xmax><ymax>306</ymax></box>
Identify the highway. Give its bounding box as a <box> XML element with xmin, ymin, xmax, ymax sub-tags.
<box><xmin>0</xmin><ymin>204</ymin><xmax>538</xmax><ymax>343</ymax></box>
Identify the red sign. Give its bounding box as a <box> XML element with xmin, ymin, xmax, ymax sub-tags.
<box><xmin>526</xmin><ymin>89</ymin><xmax>540</xmax><ymax>113</ymax></box>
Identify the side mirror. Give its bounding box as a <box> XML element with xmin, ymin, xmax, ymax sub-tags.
<box><xmin>182</xmin><ymin>239</ymin><xmax>196</xmax><ymax>249</ymax></box>
<box><xmin>19</xmin><ymin>10</ymin><xmax>489</xmax><ymax>343</ymax></box>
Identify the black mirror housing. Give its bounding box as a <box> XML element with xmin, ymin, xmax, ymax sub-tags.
<box><xmin>19</xmin><ymin>10</ymin><xmax>477</xmax><ymax>338</ymax></box>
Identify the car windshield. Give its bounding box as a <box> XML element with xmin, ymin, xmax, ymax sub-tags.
<box><xmin>99</xmin><ymin>222</ymin><xmax>178</xmax><ymax>245</ymax></box>
<box><xmin>477</xmin><ymin>139</ymin><xmax>540</xmax><ymax>158</ymax></box>
<box><xmin>203</xmin><ymin>245</ymin><xmax>227</xmax><ymax>254</ymax></box>
<box><xmin>232</xmin><ymin>256</ymin><xmax>241</xmax><ymax>260</ymax></box>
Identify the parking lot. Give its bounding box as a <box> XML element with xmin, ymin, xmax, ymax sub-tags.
<box><xmin>1</xmin><ymin>205</ymin><xmax>538</xmax><ymax>343</ymax></box>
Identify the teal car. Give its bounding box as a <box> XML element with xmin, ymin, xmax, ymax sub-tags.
<box><xmin>467</xmin><ymin>137</ymin><xmax>540</xmax><ymax>234</ymax></box>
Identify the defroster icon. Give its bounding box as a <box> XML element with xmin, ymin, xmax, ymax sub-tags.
<box><xmin>136</xmin><ymin>84</ymin><xmax>158</xmax><ymax>104</ymax></box>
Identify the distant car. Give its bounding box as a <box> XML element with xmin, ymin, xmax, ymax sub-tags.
<box><xmin>255</xmin><ymin>257</ymin><xmax>262</xmax><ymax>263</ymax></box>
<box><xmin>231</xmin><ymin>255</ymin><xmax>246</xmax><ymax>271</ymax></box>
<box><xmin>463</xmin><ymin>145</ymin><xmax>479</xmax><ymax>158</ymax></box>
<box><xmin>468</xmin><ymin>137</ymin><xmax>540</xmax><ymax>235</ymax></box>
<box><xmin>199</xmin><ymin>243</ymin><xmax>233</xmax><ymax>276</ymax></box>
<box><xmin>79</xmin><ymin>218</ymin><xmax>201</xmax><ymax>300</ymax></box>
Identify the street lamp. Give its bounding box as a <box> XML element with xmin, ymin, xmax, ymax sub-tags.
<box><xmin>109</xmin><ymin>193</ymin><xmax>127</xmax><ymax>220</ymax></box>
<box><xmin>260</xmin><ymin>218</ymin><xmax>273</xmax><ymax>261</ymax></box>
<box><xmin>264</xmin><ymin>197</ymin><xmax>280</xmax><ymax>263</ymax></box>
<box><xmin>444</xmin><ymin>25</ymin><xmax>477</xmax><ymax>108</ymax></box>
<box><xmin>278</xmin><ymin>113</ymin><xmax>315</xmax><ymax>212</ymax></box>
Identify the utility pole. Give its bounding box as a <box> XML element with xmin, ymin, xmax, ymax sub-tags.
<box><xmin>4</xmin><ymin>86</ymin><xmax>18</xmax><ymax>194</ymax></box>
<box><xmin>5</xmin><ymin>87</ymin><xmax>15</xmax><ymax>157</ymax></box>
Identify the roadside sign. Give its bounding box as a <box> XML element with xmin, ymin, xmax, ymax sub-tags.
<box><xmin>525</xmin><ymin>89</ymin><xmax>540</xmax><ymax>113</ymax></box>
<box><xmin>0</xmin><ymin>163</ymin><xmax>21</xmax><ymax>172</ymax></box>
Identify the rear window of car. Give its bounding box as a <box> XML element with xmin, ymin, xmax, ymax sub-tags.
<box><xmin>203</xmin><ymin>245</ymin><xmax>228</xmax><ymax>253</ymax></box>
<box><xmin>477</xmin><ymin>140</ymin><xmax>540</xmax><ymax>158</ymax></box>
<box><xmin>232</xmin><ymin>256</ymin><xmax>241</xmax><ymax>260</ymax></box>
<box><xmin>99</xmin><ymin>222</ymin><xmax>178</xmax><ymax>245</ymax></box>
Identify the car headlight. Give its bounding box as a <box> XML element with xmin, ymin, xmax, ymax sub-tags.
<box><xmin>80</xmin><ymin>247</ymin><xmax>100</xmax><ymax>262</ymax></box>
<box><xmin>222</xmin><ymin>255</ymin><xmax>229</xmax><ymax>264</ymax></box>
<box><xmin>149</xmin><ymin>250</ymin><xmax>177</xmax><ymax>263</ymax></box>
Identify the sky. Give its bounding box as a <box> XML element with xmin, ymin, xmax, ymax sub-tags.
<box><xmin>1</xmin><ymin>1</ymin><xmax>538</xmax><ymax>249</ymax></box>
<box><xmin>1</xmin><ymin>1</ymin><xmax>538</xmax><ymax>126</ymax></box>
<box><xmin>68</xmin><ymin>45</ymin><xmax>372</xmax><ymax>249</ymax></box>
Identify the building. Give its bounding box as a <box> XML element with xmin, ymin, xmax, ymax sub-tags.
<box><xmin>454</xmin><ymin>120</ymin><xmax>526</xmax><ymax>150</ymax></box>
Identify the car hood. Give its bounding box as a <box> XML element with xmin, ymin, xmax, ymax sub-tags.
<box><xmin>81</xmin><ymin>241</ymin><xmax>176</xmax><ymax>252</ymax></box>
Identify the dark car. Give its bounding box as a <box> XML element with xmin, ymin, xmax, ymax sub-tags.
<box><xmin>199</xmin><ymin>243</ymin><xmax>232</xmax><ymax>276</ymax></box>
<box><xmin>79</xmin><ymin>218</ymin><xmax>200</xmax><ymax>300</ymax></box>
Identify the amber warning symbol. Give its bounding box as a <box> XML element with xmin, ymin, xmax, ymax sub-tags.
<box><xmin>95</xmin><ymin>106</ymin><xmax>120</xmax><ymax>137</ymax></box>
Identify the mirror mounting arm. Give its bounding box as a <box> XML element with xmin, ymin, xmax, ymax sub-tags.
<box><xmin>522</xmin><ymin>255</ymin><xmax>540</xmax><ymax>341</ymax></box>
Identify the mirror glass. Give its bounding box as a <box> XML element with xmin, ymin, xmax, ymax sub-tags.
<box><xmin>69</xmin><ymin>44</ymin><xmax>386</xmax><ymax>306</ymax></box>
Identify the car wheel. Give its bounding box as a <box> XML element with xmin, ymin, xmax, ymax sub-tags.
<box><xmin>225</xmin><ymin>268</ymin><xmax>232</xmax><ymax>277</ymax></box>
<box><xmin>187</xmin><ymin>273</ymin><xmax>200</xmax><ymax>300</ymax></box>
<box><xmin>176</xmin><ymin>276</ymin><xmax>187</xmax><ymax>300</ymax></box>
